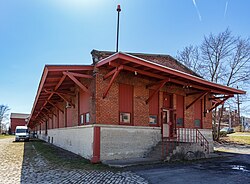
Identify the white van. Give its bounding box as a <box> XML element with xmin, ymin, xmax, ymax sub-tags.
<box><xmin>15</xmin><ymin>126</ymin><xmax>29</xmax><ymax>142</ymax></box>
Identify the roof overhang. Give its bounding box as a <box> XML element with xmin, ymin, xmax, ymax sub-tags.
<box><xmin>28</xmin><ymin>65</ymin><xmax>94</xmax><ymax>128</ymax></box>
<box><xmin>96</xmin><ymin>52</ymin><xmax>246</xmax><ymax>95</ymax></box>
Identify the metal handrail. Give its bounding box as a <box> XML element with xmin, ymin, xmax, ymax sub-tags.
<box><xmin>196</xmin><ymin>129</ymin><xmax>210</xmax><ymax>154</ymax></box>
<box><xmin>162</xmin><ymin>128</ymin><xmax>210</xmax><ymax>159</ymax></box>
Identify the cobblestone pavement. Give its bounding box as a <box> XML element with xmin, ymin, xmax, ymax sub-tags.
<box><xmin>0</xmin><ymin>137</ymin><xmax>148</xmax><ymax>184</ymax></box>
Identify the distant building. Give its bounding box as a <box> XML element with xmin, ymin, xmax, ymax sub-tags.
<box><xmin>241</xmin><ymin>116</ymin><xmax>250</xmax><ymax>131</ymax></box>
<box><xmin>10</xmin><ymin>113</ymin><xmax>30</xmax><ymax>134</ymax></box>
<box><xmin>214</xmin><ymin>108</ymin><xmax>240</xmax><ymax>128</ymax></box>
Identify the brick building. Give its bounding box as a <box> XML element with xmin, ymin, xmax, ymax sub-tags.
<box><xmin>10</xmin><ymin>113</ymin><xmax>30</xmax><ymax>134</ymax></box>
<box><xmin>28</xmin><ymin>50</ymin><xmax>245</xmax><ymax>163</ymax></box>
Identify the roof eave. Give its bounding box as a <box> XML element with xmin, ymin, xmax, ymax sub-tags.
<box><xmin>96</xmin><ymin>52</ymin><xmax>246</xmax><ymax>95</ymax></box>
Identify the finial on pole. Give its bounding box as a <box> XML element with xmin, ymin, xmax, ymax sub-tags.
<box><xmin>116</xmin><ymin>4</ymin><xmax>121</xmax><ymax>52</ymax></box>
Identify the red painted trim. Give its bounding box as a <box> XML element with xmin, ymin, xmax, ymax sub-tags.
<box><xmin>91</xmin><ymin>126</ymin><xmax>101</xmax><ymax>163</ymax></box>
<box><xmin>103</xmin><ymin>68</ymin><xmax>117</xmax><ymax>80</ymax></box>
<box><xmin>64</xmin><ymin>72</ymin><xmax>90</xmax><ymax>94</ymax></box>
<box><xmin>57</xmin><ymin>109</ymin><xmax>59</xmax><ymax>128</ymax></box>
<box><xmin>208</xmin><ymin>95</ymin><xmax>232</xmax><ymax>112</ymax></box>
<box><xmin>54</xmin><ymin>92</ymin><xmax>75</xmax><ymax>108</ymax></box>
<box><xmin>186</xmin><ymin>91</ymin><xmax>209</xmax><ymax>110</ymax></box>
<box><xmin>119</xmin><ymin>83</ymin><xmax>134</xmax><ymax>125</ymax></box>
<box><xmin>48</xmin><ymin>101</ymin><xmax>64</xmax><ymax>113</ymax></box>
<box><xmin>28</xmin><ymin>67</ymin><xmax>48</xmax><ymax>126</ymax></box>
<box><xmin>66</xmin><ymin>71</ymin><xmax>93</xmax><ymax>79</ymax></box>
<box><xmin>47</xmin><ymin>65</ymin><xmax>94</xmax><ymax>72</ymax></box>
<box><xmin>78</xmin><ymin>92</ymin><xmax>80</xmax><ymax>126</ymax></box>
<box><xmin>103</xmin><ymin>67</ymin><xmax>122</xmax><ymax>99</ymax></box>
<box><xmin>146</xmin><ymin>79</ymin><xmax>169</xmax><ymax>104</ymax></box>
<box><xmin>110</xmin><ymin>63</ymin><xmax>165</xmax><ymax>80</ymax></box>
<box><xmin>97</xmin><ymin>52</ymin><xmax>245</xmax><ymax>95</ymax></box>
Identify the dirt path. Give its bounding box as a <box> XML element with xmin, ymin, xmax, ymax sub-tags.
<box><xmin>0</xmin><ymin>137</ymin><xmax>24</xmax><ymax>183</ymax></box>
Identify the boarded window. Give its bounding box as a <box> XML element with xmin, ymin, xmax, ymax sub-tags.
<box><xmin>163</xmin><ymin>92</ymin><xmax>173</xmax><ymax>108</ymax></box>
<box><xmin>149</xmin><ymin>90</ymin><xmax>159</xmax><ymax>125</ymax></box>
<box><xmin>176</xmin><ymin>95</ymin><xmax>184</xmax><ymax>127</ymax></box>
<box><xmin>66</xmin><ymin>107</ymin><xmax>72</xmax><ymax>127</ymax></box>
<box><xmin>194</xmin><ymin>99</ymin><xmax>202</xmax><ymax>128</ymax></box>
<box><xmin>79</xmin><ymin>91</ymin><xmax>90</xmax><ymax>125</ymax></box>
<box><xmin>119</xmin><ymin>84</ymin><xmax>133</xmax><ymax>124</ymax></box>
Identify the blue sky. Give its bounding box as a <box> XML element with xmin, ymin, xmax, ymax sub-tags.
<box><xmin>0</xmin><ymin>0</ymin><xmax>249</xmax><ymax>121</ymax></box>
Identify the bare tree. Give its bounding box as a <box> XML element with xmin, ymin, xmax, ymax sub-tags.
<box><xmin>0</xmin><ymin>105</ymin><xmax>10</xmax><ymax>134</ymax></box>
<box><xmin>176</xmin><ymin>29</ymin><xmax>250</xmax><ymax>141</ymax></box>
<box><xmin>176</xmin><ymin>45</ymin><xmax>202</xmax><ymax>75</ymax></box>
<box><xmin>201</xmin><ymin>28</ymin><xmax>236</xmax><ymax>83</ymax></box>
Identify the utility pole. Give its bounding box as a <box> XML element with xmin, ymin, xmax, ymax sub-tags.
<box><xmin>116</xmin><ymin>4</ymin><xmax>121</xmax><ymax>52</ymax></box>
<box><xmin>237</xmin><ymin>86</ymin><xmax>241</xmax><ymax>131</ymax></box>
<box><xmin>229</xmin><ymin>106</ymin><xmax>232</xmax><ymax>128</ymax></box>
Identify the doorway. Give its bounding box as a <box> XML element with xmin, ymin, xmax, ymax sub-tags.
<box><xmin>162</xmin><ymin>109</ymin><xmax>175</xmax><ymax>138</ymax></box>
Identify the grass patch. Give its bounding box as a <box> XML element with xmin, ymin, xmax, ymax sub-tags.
<box><xmin>31</xmin><ymin>140</ymin><xmax>117</xmax><ymax>171</ymax></box>
<box><xmin>222</xmin><ymin>132</ymin><xmax>250</xmax><ymax>145</ymax></box>
<box><xmin>0</xmin><ymin>134</ymin><xmax>14</xmax><ymax>139</ymax></box>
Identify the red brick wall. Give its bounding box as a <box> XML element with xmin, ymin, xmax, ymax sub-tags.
<box><xmin>95</xmin><ymin>68</ymin><xmax>212</xmax><ymax>129</ymax></box>
<box><xmin>10</xmin><ymin>118</ymin><xmax>27</xmax><ymax>134</ymax></box>
<box><xmin>35</xmin><ymin>67</ymin><xmax>212</xmax><ymax>131</ymax></box>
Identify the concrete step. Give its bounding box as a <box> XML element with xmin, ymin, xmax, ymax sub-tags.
<box><xmin>144</xmin><ymin>141</ymin><xmax>179</xmax><ymax>160</ymax></box>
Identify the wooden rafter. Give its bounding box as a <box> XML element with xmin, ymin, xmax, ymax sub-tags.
<box><xmin>110</xmin><ymin>62</ymin><xmax>165</xmax><ymax>80</ymax></box>
<box><xmin>34</xmin><ymin>74</ymin><xmax>67</xmax><ymax>120</ymax></box>
<box><xmin>54</xmin><ymin>92</ymin><xmax>75</xmax><ymax>108</ymax></box>
<box><xmin>44</xmin><ymin>89</ymin><xmax>75</xmax><ymax>108</ymax></box>
<box><xmin>103</xmin><ymin>66</ymin><xmax>123</xmax><ymax>99</ymax></box>
<box><xmin>186</xmin><ymin>91</ymin><xmax>209</xmax><ymax>110</ymax></box>
<box><xmin>38</xmin><ymin>118</ymin><xmax>46</xmax><ymax>124</ymax></box>
<box><xmin>55</xmin><ymin>74</ymin><xmax>67</xmax><ymax>91</ymax></box>
<box><xmin>63</xmin><ymin>72</ymin><xmax>90</xmax><ymax>94</ymax></box>
<box><xmin>208</xmin><ymin>95</ymin><xmax>233</xmax><ymax>112</ymax></box>
<box><xmin>146</xmin><ymin>78</ymin><xmax>170</xmax><ymax>89</ymax></box>
<box><xmin>44</xmin><ymin>107</ymin><xmax>57</xmax><ymax>117</ymax></box>
<box><xmin>65</xmin><ymin>71</ymin><xmax>93</xmax><ymax>79</ymax></box>
<box><xmin>40</xmin><ymin>111</ymin><xmax>50</xmax><ymax>120</ymax></box>
<box><xmin>110</xmin><ymin>61</ymin><xmax>231</xmax><ymax>95</ymax></box>
<box><xmin>146</xmin><ymin>78</ymin><xmax>170</xmax><ymax>104</ymax></box>
<box><xmin>47</xmin><ymin>100</ymin><xmax>64</xmax><ymax>113</ymax></box>
<box><xmin>209</xmin><ymin>96</ymin><xmax>228</xmax><ymax>100</ymax></box>
<box><xmin>186</xmin><ymin>91</ymin><xmax>204</xmax><ymax>96</ymax></box>
<box><xmin>98</xmin><ymin>53</ymin><xmax>245</xmax><ymax>95</ymax></box>
<box><xmin>55</xmin><ymin>90</ymin><xmax>75</xmax><ymax>97</ymax></box>
<box><xmin>103</xmin><ymin>68</ymin><xmax>117</xmax><ymax>80</ymax></box>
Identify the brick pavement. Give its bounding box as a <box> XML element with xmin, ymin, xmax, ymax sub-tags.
<box><xmin>0</xmin><ymin>138</ymin><xmax>148</xmax><ymax>184</ymax></box>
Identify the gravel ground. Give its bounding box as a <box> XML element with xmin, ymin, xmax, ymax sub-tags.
<box><xmin>1</xmin><ymin>136</ymin><xmax>249</xmax><ymax>184</ymax></box>
<box><xmin>0</xmin><ymin>137</ymin><xmax>148</xmax><ymax>184</ymax></box>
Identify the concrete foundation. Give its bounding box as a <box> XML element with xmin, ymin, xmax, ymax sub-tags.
<box><xmin>38</xmin><ymin>126</ymin><xmax>94</xmax><ymax>160</ymax></box>
<box><xmin>99</xmin><ymin>125</ymin><xmax>161</xmax><ymax>161</ymax></box>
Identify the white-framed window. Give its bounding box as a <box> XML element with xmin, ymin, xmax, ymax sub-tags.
<box><xmin>149</xmin><ymin>115</ymin><xmax>157</xmax><ymax>125</ymax></box>
<box><xmin>80</xmin><ymin>114</ymin><xmax>84</xmax><ymax>124</ymax></box>
<box><xmin>120</xmin><ymin>112</ymin><xmax>131</xmax><ymax>124</ymax></box>
<box><xmin>85</xmin><ymin>113</ymin><xmax>90</xmax><ymax>123</ymax></box>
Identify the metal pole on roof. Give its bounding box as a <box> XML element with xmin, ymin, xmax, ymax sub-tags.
<box><xmin>116</xmin><ymin>4</ymin><xmax>121</xmax><ymax>52</ymax></box>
